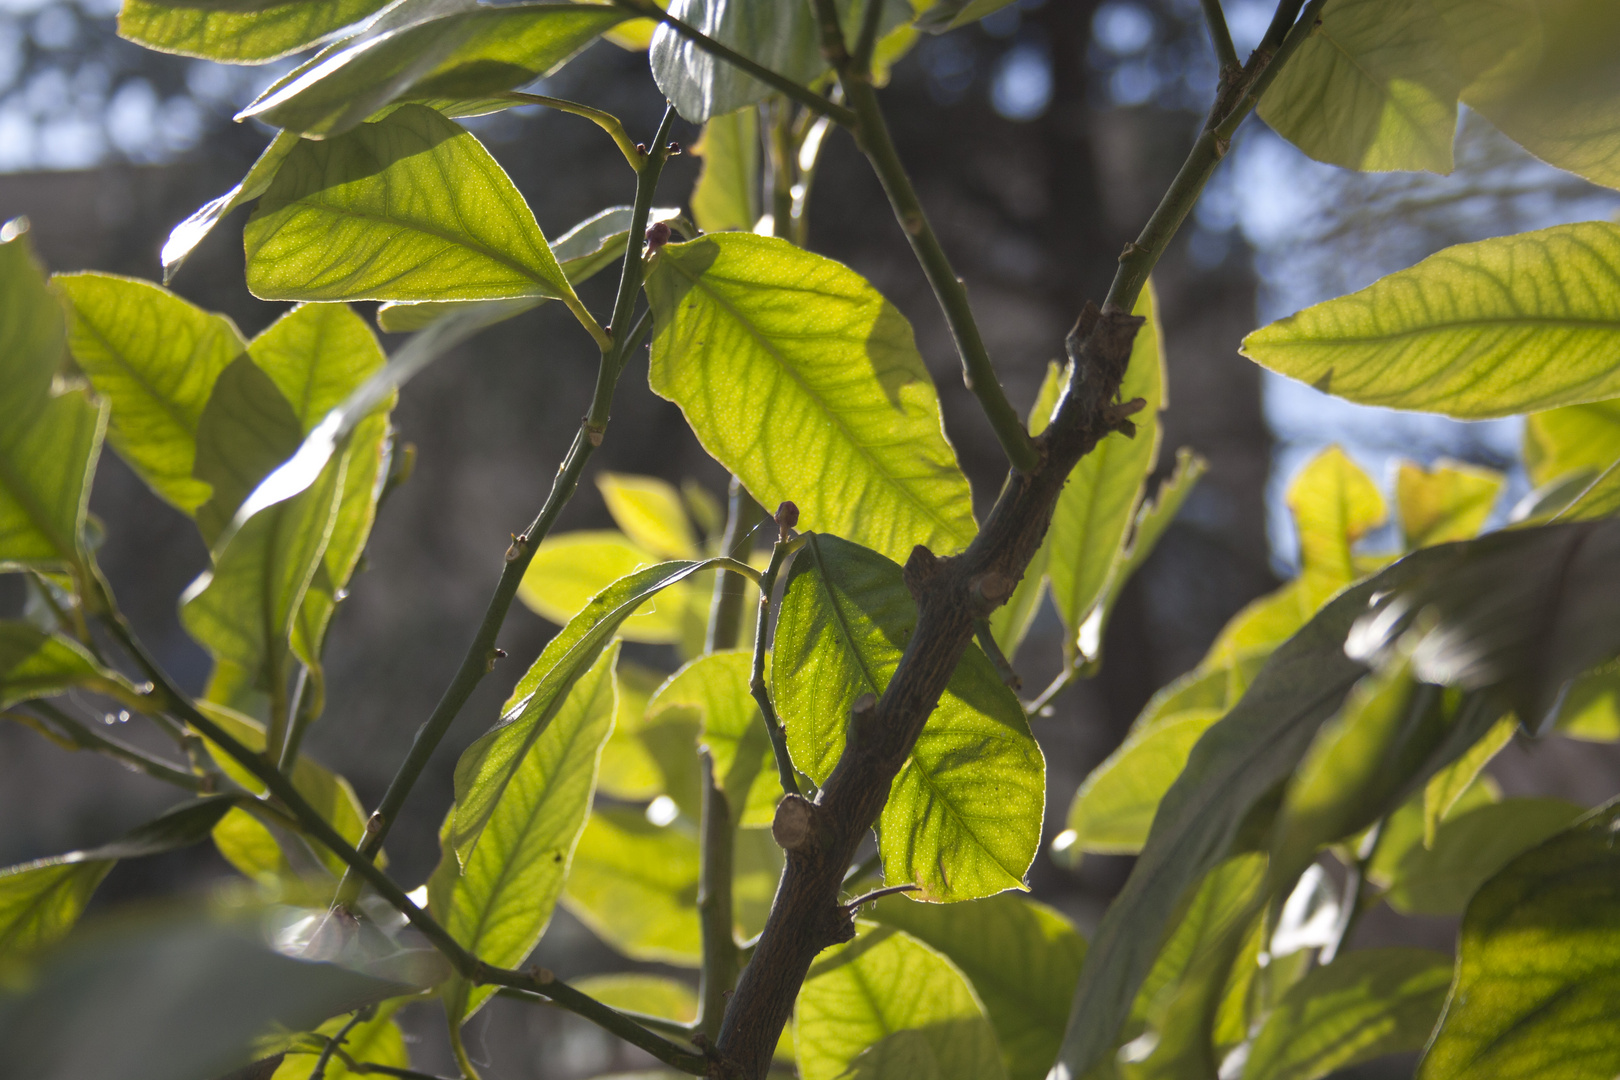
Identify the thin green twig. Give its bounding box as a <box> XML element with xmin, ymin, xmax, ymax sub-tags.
<box><xmin>332</xmin><ymin>109</ymin><xmax>679</xmax><ymax>911</ymax></box>
<box><xmin>750</xmin><ymin>524</ymin><xmax>802</xmax><ymax>800</ymax></box>
<box><xmin>310</xmin><ymin>1007</ymin><xmax>372</xmax><ymax>1080</ymax></box>
<box><xmin>1200</xmin><ymin>0</ymin><xmax>1240</xmax><ymax>71</ymax></box>
<box><xmin>7</xmin><ymin>701</ymin><xmax>208</xmax><ymax>792</ymax></box>
<box><xmin>696</xmin><ymin>751</ymin><xmax>739</xmax><ymax>1041</ymax></box>
<box><xmin>495</xmin><ymin>91</ymin><xmax>644</xmax><ymax>171</ymax></box>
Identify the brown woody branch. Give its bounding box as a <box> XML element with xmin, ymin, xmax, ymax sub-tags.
<box><xmin>713</xmin><ymin>306</ymin><xmax>1145</xmax><ymax>1078</ymax></box>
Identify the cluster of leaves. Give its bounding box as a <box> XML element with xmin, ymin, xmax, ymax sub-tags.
<box><xmin>1</xmin><ymin>1</ymin><xmax>1619</xmax><ymax>1080</ymax></box>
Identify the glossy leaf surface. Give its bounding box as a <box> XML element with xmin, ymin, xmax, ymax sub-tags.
<box><xmin>647</xmin><ymin>233</ymin><xmax>976</xmax><ymax>565</ymax></box>
<box><xmin>1244</xmin><ymin>948</ymin><xmax>1453</xmax><ymax>1080</ymax></box>
<box><xmin>245</xmin><ymin>106</ymin><xmax>578</xmax><ymax>308</ymax></box>
<box><xmin>650</xmin><ymin>0</ymin><xmax>821</xmax><ymax>122</ymax></box>
<box><xmin>431</xmin><ymin>646</ymin><xmax>617</xmax><ymax>1024</ymax></box>
<box><xmin>1420</xmin><ymin>801</ymin><xmax>1620</xmax><ymax>1080</ymax></box>
<box><xmin>162</xmin><ymin>132</ymin><xmax>301</xmax><ymax>283</ymax></box>
<box><xmin>241</xmin><ymin>3</ymin><xmax>626</xmax><ymax>137</ymax></box>
<box><xmin>1242</xmin><ymin>223</ymin><xmax>1620</xmax><ymax>419</ymax></box>
<box><xmin>869</xmin><ymin>893</ymin><xmax>1084</xmax><ymax>1080</ymax></box>
<box><xmin>117</xmin><ymin>0</ymin><xmax>390</xmax><ymax>63</ymax></box>
<box><xmin>796</xmin><ymin>922</ymin><xmax>1007</xmax><ymax>1080</ymax></box>
<box><xmin>774</xmin><ymin>535</ymin><xmax>1044</xmax><ymax>902</ymax></box>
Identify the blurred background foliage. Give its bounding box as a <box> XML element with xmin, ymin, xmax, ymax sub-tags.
<box><xmin>1</xmin><ymin>0</ymin><xmax>1616</xmax><ymax>1075</ymax></box>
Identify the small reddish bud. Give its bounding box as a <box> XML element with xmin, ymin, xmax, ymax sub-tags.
<box><xmin>774</xmin><ymin>501</ymin><xmax>799</xmax><ymax>540</ymax></box>
<box><xmin>645</xmin><ymin>220</ymin><xmax>672</xmax><ymax>251</ymax></box>
<box><xmin>667</xmin><ymin>140</ymin><xmax>682</xmax><ymax>155</ymax></box>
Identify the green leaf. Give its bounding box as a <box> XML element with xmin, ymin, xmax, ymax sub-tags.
<box><xmin>163</xmin><ymin>132</ymin><xmax>301</xmax><ymax>284</ymax></box>
<box><xmin>1241</xmin><ymin>222</ymin><xmax>1620</xmax><ymax>420</ymax></box>
<box><xmin>1388</xmin><ymin>796</ymin><xmax>1585</xmax><ymax>915</ymax></box>
<box><xmin>0</xmin><ymin>797</ymin><xmax>241</xmax><ymax>955</ymax></box>
<box><xmin>1061</xmin><ymin>708</ymin><xmax>1224</xmax><ymax>859</ymax></box>
<box><xmin>180</xmin><ymin>442</ymin><xmax>348</xmax><ymax>706</ymax></box>
<box><xmin>192</xmin><ymin>355</ymin><xmax>306</xmax><ymax>548</ymax></box>
<box><xmin>1422</xmin><ymin>714</ymin><xmax>1515</xmax><ymax>844</ymax></box>
<box><xmin>272</xmin><ymin>1000</ymin><xmax>410</xmax><ymax>1080</ymax></box>
<box><xmin>1244</xmin><ymin>948</ymin><xmax>1454</xmax><ymax>1080</ymax></box>
<box><xmin>599</xmin><ymin>472</ymin><xmax>700</xmax><ymax>560</ymax></box>
<box><xmin>1054</xmin><ymin>546</ymin><xmax>1463</xmax><ymax>1079</ymax></box>
<box><xmin>796</xmin><ymin>922</ymin><xmax>1008</xmax><ymax>1080</ymax></box>
<box><xmin>0</xmin><ymin>622</ymin><xmax>146</xmax><ymax>710</ymax></box>
<box><xmin>1048</xmin><ymin>283</ymin><xmax>1165</xmax><ymax>639</ymax></box>
<box><xmin>562</xmin><ymin>807</ymin><xmax>701</xmax><ymax>964</ymax></box>
<box><xmin>1345</xmin><ymin>520</ymin><xmax>1620</xmax><ymax>727</ymax></box>
<box><xmin>774</xmin><ymin>534</ymin><xmax>1044</xmax><ymax>902</ymax></box>
<box><xmin>0</xmin><ymin>227</ymin><xmax>103</xmax><ymax>574</ymax></box>
<box><xmin>1396</xmin><ymin>460</ymin><xmax>1504</xmax><ymax>548</ymax></box>
<box><xmin>1259</xmin><ymin>0</ymin><xmax>1463</xmax><ymax>174</ymax></box>
<box><xmin>648</xmin><ymin>233</ymin><xmax>976</xmax><ymax>565</ymax></box>
<box><xmin>430</xmin><ymin>645</ymin><xmax>617</xmax><ymax>1025</ymax></box>
<box><xmin>1366</xmin><ymin>774</ymin><xmax>1499</xmax><ymax>890</ymax></box>
<box><xmin>868</xmin><ymin>893</ymin><xmax>1085</xmax><ymax>1080</ymax></box>
<box><xmin>453</xmin><ymin>557</ymin><xmax>740</xmax><ymax>862</ymax></box>
<box><xmin>518</xmin><ymin>532</ymin><xmax>697</xmax><ymax>644</ymax></box>
<box><xmin>117</xmin><ymin>0</ymin><xmax>391</xmax><ymax>63</ymax></box>
<box><xmin>1457</xmin><ymin>0</ymin><xmax>1620</xmax><ymax>191</ymax></box>
<box><xmin>1558</xmin><ymin>458</ymin><xmax>1620</xmax><ymax>522</ymax></box>
<box><xmin>691</xmin><ymin>107</ymin><xmax>761</xmax><ymax>233</ymax></box>
<box><xmin>597</xmin><ymin>660</ymin><xmax>673</xmax><ymax>800</ymax></box>
<box><xmin>0</xmin><ymin>909</ymin><xmax>409</xmax><ymax>1080</ymax></box>
<box><xmin>647</xmin><ymin>650</ymin><xmax>780</xmax><ymax>826</ymax></box>
<box><xmin>197</xmin><ymin>703</ymin><xmax>371</xmax><ymax>881</ymax></box>
<box><xmin>55</xmin><ymin>272</ymin><xmax>247</xmax><ymax>515</ymax></box>
<box><xmin>650</xmin><ymin>0</ymin><xmax>821</xmax><ymax>123</ymax></box>
<box><xmin>245</xmin><ymin>105</ymin><xmax>580</xmax><ymax>311</ymax></box>
<box><xmin>1103</xmin><ymin>448</ymin><xmax>1206</xmax><ymax>611</ymax></box>
<box><xmin>1554</xmin><ymin>663</ymin><xmax>1620</xmax><ymax>741</ymax></box>
<box><xmin>239</xmin><ymin>2</ymin><xmax>626</xmax><ymax>137</ymax></box>
<box><xmin>570</xmin><ymin>973</ymin><xmax>697</xmax><ymax>1024</ymax></box>
<box><xmin>1524</xmin><ymin>398</ymin><xmax>1620</xmax><ymax>488</ymax></box>
<box><xmin>1418</xmin><ymin>800</ymin><xmax>1620</xmax><ymax>1080</ymax></box>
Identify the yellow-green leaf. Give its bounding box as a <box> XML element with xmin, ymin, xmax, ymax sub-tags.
<box><xmin>1396</xmin><ymin>460</ymin><xmax>1503</xmax><ymax>548</ymax></box>
<box><xmin>1259</xmin><ymin>0</ymin><xmax>1463</xmax><ymax>174</ymax></box>
<box><xmin>598</xmin><ymin>471</ymin><xmax>699</xmax><ymax>560</ymax></box>
<box><xmin>0</xmin><ymin>622</ymin><xmax>146</xmax><ymax>711</ymax></box>
<box><xmin>1388</xmin><ymin>796</ymin><xmax>1585</xmax><ymax>915</ymax></box>
<box><xmin>796</xmin><ymin>922</ymin><xmax>1007</xmax><ymax>1080</ymax></box>
<box><xmin>518</xmin><ymin>532</ymin><xmax>697</xmax><ymax>644</ymax></box>
<box><xmin>691</xmin><ymin>107</ymin><xmax>761</xmax><ymax>234</ymax></box>
<box><xmin>1242</xmin><ymin>222</ymin><xmax>1620</xmax><ymax>419</ymax></box>
<box><xmin>1524</xmin><ymin>398</ymin><xmax>1620</xmax><ymax>488</ymax></box>
<box><xmin>430</xmin><ymin>646</ymin><xmax>617</xmax><ymax>1025</ymax></box>
<box><xmin>117</xmin><ymin>0</ymin><xmax>390</xmax><ymax>63</ymax></box>
<box><xmin>647</xmin><ymin>233</ymin><xmax>976</xmax><ymax>565</ymax></box>
<box><xmin>647</xmin><ymin>650</ymin><xmax>780</xmax><ymax>827</ymax></box>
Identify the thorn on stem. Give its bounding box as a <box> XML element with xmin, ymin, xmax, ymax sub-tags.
<box><xmin>505</xmin><ymin>534</ymin><xmax>529</xmax><ymax>562</ymax></box>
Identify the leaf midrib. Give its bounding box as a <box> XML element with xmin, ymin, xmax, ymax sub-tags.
<box><xmin>1263</xmin><ymin>313</ymin><xmax>1620</xmax><ymax>350</ymax></box>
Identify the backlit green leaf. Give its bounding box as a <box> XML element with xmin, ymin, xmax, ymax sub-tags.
<box><xmin>691</xmin><ymin>107</ymin><xmax>760</xmax><ymax>233</ymax></box>
<box><xmin>647</xmin><ymin>650</ymin><xmax>780</xmax><ymax>826</ymax></box>
<box><xmin>648</xmin><ymin>233</ymin><xmax>976</xmax><ymax>565</ymax></box>
<box><xmin>518</xmin><ymin>532</ymin><xmax>696</xmax><ymax>644</ymax></box>
<box><xmin>1061</xmin><ymin>709</ymin><xmax>1224</xmax><ymax>859</ymax></box>
<box><xmin>1388</xmin><ymin>796</ymin><xmax>1585</xmax><ymax>915</ymax></box>
<box><xmin>1422</xmin><ymin>714</ymin><xmax>1515</xmax><ymax>843</ymax></box>
<box><xmin>868</xmin><ymin>893</ymin><xmax>1084</xmax><ymax>1080</ymax></box>
<box><xmin>0</xmin><ymin>797</ymin><xmax>241</xmax><ymax>955</ymax></box>
<box><xmin>0</xmin><ymin>622</ymin><xmax>146</xmax><ymax>710</ymax></box>
<box><xmin>0</xmin><ymin>227</ymin><xmax>103</xmax><ymax>574</ymax></box>
<box><xmin>562</xmin><ymin>807</ymin><xmax>700</xmax><ymax>964</ymax></box>
<box><xmin>454</xmin><ymin>557</ymin><xmax>742</xmax><ymax>862</ymax></box>
<box><xmin>240</xmin><ymin>3</ymin><xmax>626</xmax><ymax>137</ymax></box>
<box><xmin>1554</xmin><ymin>663</ymin><xmax>1620</xmax><ymax>741</ymax></box>
<box><xmin>1048</xmin><ymin>283</ymin><xmax>1164</xmax><ymax>638</ymax></box>
<box><xmin>1244</xmin><ymin>948</ymin><xmax>1453</xmax><ymax>1080</ymax></box>
<box><xmin>117</xmin><ymin>0</ymin><xmax>390</xmax><ymax>63</ymax></box>
<box><xmin>272</xmin><ymin>1000</ymin><xmax>410</xmax><ymax>1080</ymax></box>
<box><xmin>1259</xmin><ymin>0</ymin><xmax>1462</xmax><ymax>173</ymax></box>
<box><xmin>245</xmin><ymin>105</ymin><xmax>579</xmax><ymax>310</ymax></box>
<box><xmin>571</xmin><ymin>973</ymin><xmax>697</xmax><ymax>1024</ymax></box>
<box><xmin>1242</xmin><ymin>223</ymin><xmax>1620</xmax><ymax>419</ymax></box>
<box><xmin>599</xmin><ymin>472</ymin><xmax>699</xmax><ymax>560</ymax></box>
<box><xmin>597</xmin><ymin>660</ymin><xmax>673</xmax><ymax>800</ymax></box>
<box><xmin>1458</xmin><ymin>0</ymin><xmax>1620</xmax><ymax>191</ymax></box>
<box><xmin>1418</xmin><ymin>801</ymin><xmax>1620</xmax><ymax>1080</ymax></box>
<box><xmin>1524</xmin><ymin>398</ymin><xmax>1620</xmax><ymax>488</ymax></box>
<box><xmin>1054</xmin><ymin>547</ymin><xmax>1463</xmax><ymax>1079</ymax></box>
<box><xmin>1396</xmin><ymin>460</ymin><xmax>1503</xmax><ymax>548</ymax></box>
<box><xmin>773</xmin><ymin>534</ymin><xmax>1043</xmax><ymax>902</ymax></box>
<box><xmin>430</xmin><ymin>646</ymin><xmax>617</xmax><ymax>1025</ymax></box>
<box><xmin>55</xmin><ymin>272</ymin><xmax>247</xmax><ymax>515</ymax></box>
<box><xmin>796</xmin><ymin>922</ymin><xmax>1007</xmax><ymax>1080</ymax></box>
